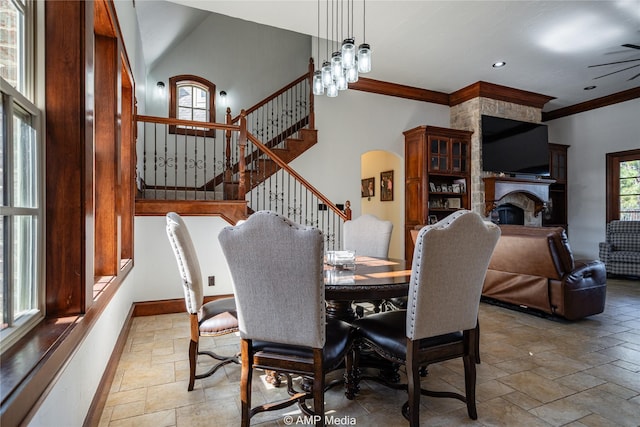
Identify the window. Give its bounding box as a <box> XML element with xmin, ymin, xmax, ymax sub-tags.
<box><xmin>1</xmin><ymin>80</ymin><xmax>42</xmax><ymax>346</ymax></box>
<box><xmin>606</xmin><ymin>149</ymin><xmax>640</xmax><ymax>222</ymax></box>
<box><xmin>0</xmin><ymin>0</ymin><xmax>41</xmax><ymax>348</ymax></box>
<box><xmin>169</xmin><ymin>75</ymin><xmax>216</xmax><ymax>137</ymax></box>
<box><xmin>1</xmin><ymin>0</ymin><xmax>29</xmax><ymax>97</ymax></box>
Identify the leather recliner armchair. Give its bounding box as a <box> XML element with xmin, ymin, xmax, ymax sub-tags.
<box><xmin>482</xmin><ymin>225</ymin><xmax>606</xmax><ymax>320</ymax></box>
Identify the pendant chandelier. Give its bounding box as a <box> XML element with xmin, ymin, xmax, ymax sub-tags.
<box><xmin>313</xmin><ymin>0</ymin><xmax>372</xmax><ymax>97</ymax></box>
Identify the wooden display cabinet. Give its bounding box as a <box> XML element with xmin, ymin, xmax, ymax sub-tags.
<box><xmin>404</xmin><ymin>126</ymin><xmax>473</xmax><ymax>263</ymax></box>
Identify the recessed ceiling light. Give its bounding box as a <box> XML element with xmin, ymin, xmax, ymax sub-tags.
<box><xmin>492</xmin><ymin>61</ymin><xmax>506</xmax><ymax>68</ymax></box>
<box><xmin>584</xmin><ymin>85</ymin><xmax>596</xmax><ymax>90</ymax></box>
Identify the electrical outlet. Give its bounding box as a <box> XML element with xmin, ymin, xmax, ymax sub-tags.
<box><xmin>208</xmin><ymin>276</ymin><xmax>215</xmax><ymax>287</ymax></box>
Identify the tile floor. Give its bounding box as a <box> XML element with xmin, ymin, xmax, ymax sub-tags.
<box><xmin>99</xmin><ymin>278</ymin><xmax>640</xmax><ymax>426</ymax></box>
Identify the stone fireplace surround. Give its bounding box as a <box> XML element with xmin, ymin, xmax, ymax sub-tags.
<box><xmin>449</xmin><ymin>83</ymin><xmax>555</xmax><ymax>227</ymax></box>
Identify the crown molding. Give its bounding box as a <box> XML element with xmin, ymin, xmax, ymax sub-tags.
<box><xmin>542</xmin><ymin>87</ymin><xmax>640</xmax><ymax>122</ymax></box>
<box><xmin>450</xmin><ymin>81</ymin><xmax>555</xmax><ymax>109</ymax></box>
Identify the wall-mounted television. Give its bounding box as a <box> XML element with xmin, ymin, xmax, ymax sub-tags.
<box><xmin>481</xmin><ymin>115</ymin><xmax>550</xmax><ymax>177</ymax></box>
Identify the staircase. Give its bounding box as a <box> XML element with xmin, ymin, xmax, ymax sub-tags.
<box><xmin>223</xmin><ymin>128</ymin><xmax>317</xmax><ymax>199</ymax></box>
<box><xmin>135</xmin><ymin>59</ymin><xmax>349</xmax><ymax>249</ymax></box>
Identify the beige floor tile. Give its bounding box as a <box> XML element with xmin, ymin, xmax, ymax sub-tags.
<box><xmin>119</xmin><ymin>362</ymin><xmax>176</xmax><ymax>391</ymax></box>
<box><xmin>497</xmin><ymin>371</ymin><xmax>577</xmax><ymax>403</ymax></box>
<box><xmin>107</xmin><ymin>409</ymin><xmax>176</xmax><ymax>427</ymax></box>
<box><xmin>99</xmin><ymin>279</ymin><xmax>640</xmax><ymax>427</ymax></box>
<box><xmin>144</xmin><ymin>381</ymin><xmax>206</xmax><ymax>412</ymax></box>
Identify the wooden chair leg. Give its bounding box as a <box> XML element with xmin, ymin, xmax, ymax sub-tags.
<box><xmin>240</xmin><ymin>340</ymin><xmax>253</xmax><ymax>427</ymax></box>
<box><xmin>313</xmin><ymin>349</ymin><xmax>325</xmax><ymax>427</ymax></box>
<box><xmin>188</xmin><ymin>339</ymin><xmax>197</xmax><ymax>391</ymax></box>
<box><xmin>463</xmin><ymin>353</ymin><xmax>478</xmax><ymax>420</ymax></box>
<box><xmin>406</xmin><ymin>341</ymin><xmax>421</xmax><ymax>427</ymax></box>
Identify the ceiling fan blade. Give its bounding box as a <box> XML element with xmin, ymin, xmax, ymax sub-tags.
<box><xmin>593</xmin><ymin>63</ymin><xmax>640</xmax><ymax>80</ymax></box>
<box><xmin>589</xmin><ymin>58</ymin><xmax>640</xmax><ymax>68</ymax></box>
<box><xmin>629</xmin><ymin>72</ymin><xmax>640</xmax><ymax>80</ymax></box>
<box><xmin>622</xmin><ymin>43</ymin><xmax>640</xmax><ymax>50</ymax></box>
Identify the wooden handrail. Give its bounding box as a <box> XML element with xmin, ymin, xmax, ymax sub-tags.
<box><xmin>245</xmin><ymin>132</ymin><xmax>348</xmax><ymax>221</ymax></box>
<box><xmin>135</xmin><ymin>114</ymin><xmax>240</xmax><ymax>132</ymax></box>
<box><xmin>231</xmin><ymin>69</ymin><xmax>311</xmax><ymax>123</ymax></box>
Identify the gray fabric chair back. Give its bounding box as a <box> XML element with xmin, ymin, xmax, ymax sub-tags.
<box><xmin>218</xmin><ymin>211</ymin><xmax>325</xmax><ymax>348</ymax></box>
<box><xmin>166</xmin><ymin>212</ymin><xmax>203</xmax><ymax>315</ymax></box>
<box><xmin>407</xmin><ymin>210</ymin><xmax>500</xmax><ymax>340</ymax></box>
<box><xmin>343</xmin><ymin>214</ymin><xmax>393</xmax><ymax>258</ymax></box>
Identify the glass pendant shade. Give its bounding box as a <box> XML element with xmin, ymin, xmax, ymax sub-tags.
<box><xmin>346</xmin><ymin>62</ymin><xmax>359</xmax><ymax>83</ymax></box>
<box><xmin>312</xmin><ymin>70</ymin><xmax>324</xmax><ymax>95</ymax></box>
<box><xmin>336</xmin><ymin>72</ymin><xmax>348</xmax><ymax>90</ymax></box>
<box><xmin>357</xmin><ymin>43</ymin><xmax>372</xmax><ymax>73</ymax></box>
<box><xmin>321</xmin><ymin>61</ymin><xmax>332</xmax><ymax>87</ymax></box>
<box><xmin>326</xmin><ymin>82</ymin><xmax>338</xmax><ymax>97</ymax></box>
<box><xmin>341</xmin><ymin>38</ymin><xmax>356</xmax><ymax>69</ymax></box>
<box><xmin>331</xmin><ymin>51</ymin><xmax>343</xmax><ymax>80</ymax></box>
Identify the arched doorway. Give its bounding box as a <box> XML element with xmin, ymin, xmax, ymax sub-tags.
<box><xmin>360</xmin><ymin>150</ymin><xmax>404</xmax><ymax>259</ymax></box>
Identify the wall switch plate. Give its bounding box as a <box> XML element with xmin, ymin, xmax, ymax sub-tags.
<box><xmin>208</xmin><ymin>276</ymin><xmax>215</xmax><ymax>287</ymax></box>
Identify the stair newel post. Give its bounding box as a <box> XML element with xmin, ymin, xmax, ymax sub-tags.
<box><xmin>238</xmin><ymin>110</ymin><xmax>248</xmax><ymax>200</ymax></box>
<box><xmin>308</xmin><ymin>57</ymin><xmax>315</xmax><ymax>129</ymax></box>
<box><xmin>344</xmin><ymin>200</ymin><xmax>352</xmax><ymax>220</ymax></box>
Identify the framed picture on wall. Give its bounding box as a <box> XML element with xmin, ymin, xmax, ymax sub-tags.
<box><xmin>380</xmin><ymin>170</ymin><xmax>394</xmax><ymax>201</ymax></box>
<box><xmin>361</xmin><ymin>177</ymin><xmax>375</xmax><ymax>199</ymax></box>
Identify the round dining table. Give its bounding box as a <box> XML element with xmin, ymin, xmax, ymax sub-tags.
<box><xmin>324</xmin><ymin>256</ymin><xmax>411</xmax><ymax>321</ymax></box>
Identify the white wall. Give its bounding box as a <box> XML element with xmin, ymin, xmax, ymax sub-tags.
<box><xmin>131</xmin><ymin>216</ymin><xmax>236</xmax><ymax>302</ymax></box>
<box><xmin>547</xmin><ymin>98</ymin><xmax>640</xmax><ymax>259</ymax></box>
<box><xmin>145</xmin><ymin>11</ymin><xmax>311</xmax><ymax>120</ymax></box>
<box><xmin>292</xmin><ymin>89</ymin><xmax>450</xmax><ymax>217</ymax></box>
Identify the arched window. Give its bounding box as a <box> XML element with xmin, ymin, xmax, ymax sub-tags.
<box><xmin>169</xmin><ymin>75</ymin><xmax>216</xmax><ymax>137</ymax></box>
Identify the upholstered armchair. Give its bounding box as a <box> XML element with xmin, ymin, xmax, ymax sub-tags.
<box><xmin>352</xmin><ymin>210</ymin><xmax>500</xmax><ymax>426</ymax></box>
<box><xmin>218</xmin><ymin>210</ymin><xmax>357</xmax><ymax>427</ymax></box>
<box><xmin>165</xmin><ymin>212</ymin><xmax>239</xmax><ymax>391</ymax></box>
<box><xmin>599</xmin><ymin>220</ymin><xmax>640</xmax><ymax>278</ymax></box>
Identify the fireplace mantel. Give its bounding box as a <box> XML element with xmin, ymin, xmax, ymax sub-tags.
<box><xmin>483</xmin><ymin>176</ymin><xmax>555</xmax><ymax>216</ymax></box>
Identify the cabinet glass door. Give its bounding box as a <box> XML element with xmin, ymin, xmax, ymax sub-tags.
<box><xmin>430</xmin><ymin>138</ymin><xmax>448</xmax><ymax>171</ymax></box>
<box><xmin>451</xmin><ymin>139</ymin><xmax>467</xmax><ymax>172</ymax></box>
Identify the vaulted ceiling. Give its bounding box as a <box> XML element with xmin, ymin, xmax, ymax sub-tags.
<box><xmin>137</xmin><ymin>1</ymin><xmax>640</xmax><ymax>112</ymax></box>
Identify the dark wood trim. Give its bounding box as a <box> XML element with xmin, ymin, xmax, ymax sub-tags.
<box><xmin>95</xmin><ymin>33</ymin><xmax>120</xmax><ymax>277</ymax></box>
<box><xmin>134</xmin><ymin>200</ymin><xmax>248</xmax><ymax>224</ymax></box>
<box><xmin>542</xmin><ymin>87</ymin><xmax>640</xmax><ymax>122</ymax></box>
<box><xmin>606</xmin><ymin>149</ymin><xmax>640</xmax><ymax>223</ymax></box>
<box><xmin>45</xmin><ymin>0</ymin><xmax>92</xmax><ymax>317</ymax></box>
<box><xmin>120</xmin><ymin>58</ymin><xmax>135</xmax><ymax>260</ymax></box>
<box><xmin>450</xmin><ymin>81</ymin><xmax>555</xmax><ymax>109</ymax></box>
<box><xmin>350</xmin><ymin>77</ymin><xmax>450</xmax><ymax>105</ymax></box>
<box><xmin>132</xmin><ymin>295</ymin><xmax>235</xmax><ymax>317</ymax></box>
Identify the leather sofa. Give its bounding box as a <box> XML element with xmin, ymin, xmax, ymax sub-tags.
<box><xmin>482</xmin><ymin>225</ymin><xmax>606</xmax><ymax>320</ymax></box>
<box><xmin>599</xmin><ymin>220</ymin><xmax>640</xmax><ymax>278</ymax></box>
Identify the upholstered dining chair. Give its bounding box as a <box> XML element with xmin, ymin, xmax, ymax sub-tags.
<box><xmin>218</xmin><ymin>210</ymin><xmax>357</xmax><ymax>427</ymax></box>
<box><xmin>343</xmin><ymin>214</ymin><xmax>393</xmax><ymax>315</ymax></box>
<box><xmin>343</xmin><ymin>213</ymin><xmax>393</xmax><ymax>259</ymax></box>
<box><xmin>352</xmin><ymin>210</ymin><xmax>500</xmax><ymax>426</ymax></box>
<box><xmin>165</xmin><ymin>212</ymin><xmax>240</xmax><ymax>391</ymax></box>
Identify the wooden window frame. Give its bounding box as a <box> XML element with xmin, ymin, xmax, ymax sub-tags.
<box><xmin>169</xmin><ymin>75</ymin><xmax>216</xmax><ymax>137</ymax></box>
<box><xmin>606</xmin><ymin>148</ymin><xmax>640</xmax><ymax>222</ymax></box>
